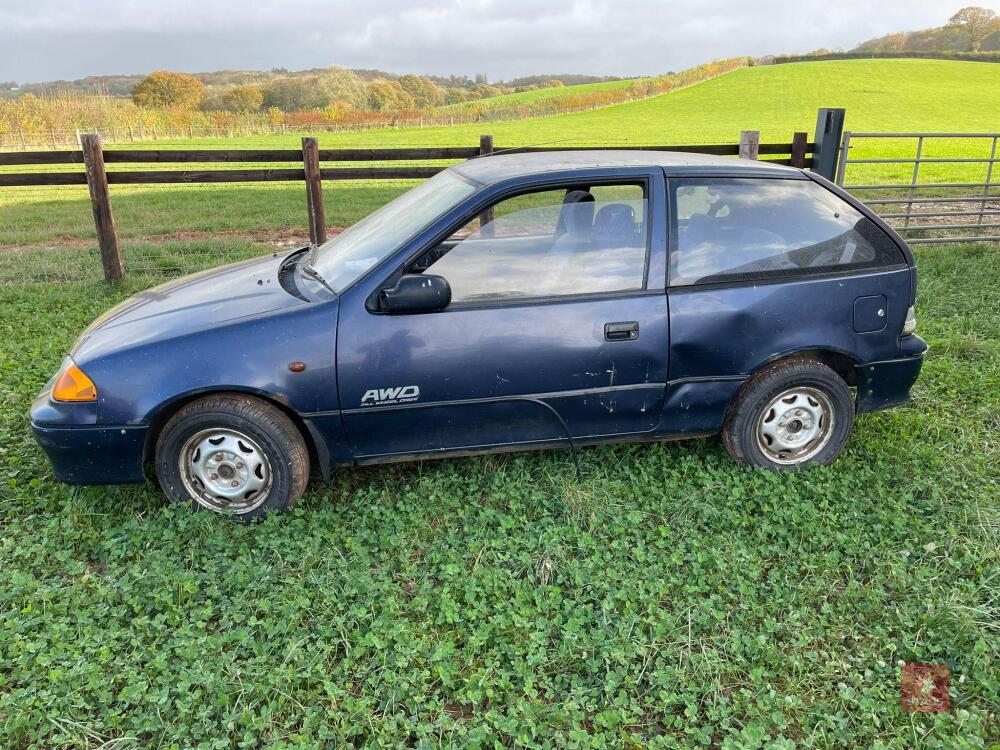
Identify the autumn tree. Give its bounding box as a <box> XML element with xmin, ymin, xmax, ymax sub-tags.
<box><xmin>365</xmin><ymin>79</ymin><xmax>415</xmax><ymax>112</ymax></box>
<box><xmin>397</xmin><ymin>75</ymin><xmax>445</xmax><ymax>108</ymax></box>
<box><xmin>263</xmin><ymin>77</ymin><xmax>325</xmax><ymax>111</ymax></box>
<box><xmin>131</xmin><ymin>71</ymin><xmax>205</xmax><ymax>110</ymax></box>
<box><xmin>982</xmin><ymin>29</ymin><xmax>1000</xmax><ymax>50</ymax></box>
<box><xmin>444</xmin><ymin>87</ymin><xmax>469</xmax><ymax>105</ymax></box>
<box><xmin>946</xmin><ymin>6</ymin><xmax>1000</xmax><ymax>50</ymax></box>
<box><xmin>218</xmin><ymin>85</ymin><xmax>264</xmax><ymax>113</ymax></box>
<box><xmin>317</xmin><ymin>67</ymin><xmax>367</xmax><ymax>110</ymax></box>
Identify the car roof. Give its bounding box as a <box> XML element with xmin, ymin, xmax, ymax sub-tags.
<box><xmin>450</xmin><ymin>149</ymin><xmax>800</xmax><ymax>184</ymax></box>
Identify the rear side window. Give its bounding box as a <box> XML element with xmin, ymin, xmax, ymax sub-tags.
<box><xmin>669</xmin><ymin>178</ymin><xmax>905</xmax><ymax>287</ymax></box>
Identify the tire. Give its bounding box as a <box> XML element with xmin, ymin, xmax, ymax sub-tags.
<box><xmin>155</xmin><ymin>394</ymin><xmax>309</xmax><ymax>519</ymax></box>
<box><xmin>722</xmin><ymin>359</ymin><xmax>854</xmax><ymax>470</ymax></box>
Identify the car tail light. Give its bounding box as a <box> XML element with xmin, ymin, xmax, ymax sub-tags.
<box><xmin>903</xmin><ymin>306</ymin><xmax>917</xmax><ymax>336</ymax></box>
<box><xmin>52</xmin><ymin>358</ymin><xmax>97</xmax><ymax>402</ymax></box>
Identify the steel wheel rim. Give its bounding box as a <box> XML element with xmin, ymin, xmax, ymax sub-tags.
<box><xmin>179</xmin><ymin>428</ymin><xmax>272</xmax><ymax>514</ymax></box>
<box><xmin>756</xmin><ymin>386</ymin><xmax>835</xmax><ymax>465</ymax></box>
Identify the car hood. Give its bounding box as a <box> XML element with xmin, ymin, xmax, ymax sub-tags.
<box><xmin>72</xmin><ymin>253</ymin><xmax>306</xmax><ymax>362</ymax></box>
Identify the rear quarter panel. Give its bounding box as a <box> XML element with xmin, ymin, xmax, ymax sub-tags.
<box><xmin>661</xmin><ymin>267</ymin><xmax>912</xmax><ymax>434</ymax></box>
<box><xmin>667</xmin><ymin>267</ymin><xmax>912</xmax><ymax>381</ymax></box>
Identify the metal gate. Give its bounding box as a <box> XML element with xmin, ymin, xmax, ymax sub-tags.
<box><xmin>836</xmin><ymin>132</ymin><xmax>1000</xmax><ymax>244</ymax></box>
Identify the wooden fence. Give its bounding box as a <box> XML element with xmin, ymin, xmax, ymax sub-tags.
<box><xmin>0</xmin><ymin>108</ymin><xmax>844</xmax><ymax>282</ymax></box>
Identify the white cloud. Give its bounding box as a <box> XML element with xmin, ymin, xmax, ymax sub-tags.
<box><xmin>0</xmin><ymin>0</ymin><xmax>989</xmax><ymax>83</ymax></box>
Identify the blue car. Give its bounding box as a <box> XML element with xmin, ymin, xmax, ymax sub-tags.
<box><xmin>31</xmin><ymin>152</ymin><xmax>926</xmax><ymax>518</ymax></box>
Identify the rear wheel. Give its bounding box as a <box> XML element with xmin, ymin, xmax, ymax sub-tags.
<box><xmin>155</xmin><ymin>394</ymin><xmax>309</xmax><ymax>519</ymax></box>
<box><xmin>723</xmin><ymin>360</ymin><xmax>854</xmax><ymax>469</ymax></box>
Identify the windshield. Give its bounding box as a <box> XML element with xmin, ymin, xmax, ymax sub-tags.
<box><xmin>309</xmin><ymin>170</ymin><xmax>478</xmax><ymax>292</ymax></box>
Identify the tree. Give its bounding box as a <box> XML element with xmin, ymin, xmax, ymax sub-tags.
<box><xmin>397</xmin><ymin>75</ymin><xmax>445</xmax><ymax>108</ymax></box>
<box><xmin>854</xmin><ymin>33</ymin><xmax>907</xmax><ymax>52</ymax></box>
<box><xmin>262</xmin><ymin>77</ymin><xmax>325</xmax><ymax>111</ymax></box>
<box><xmin>365</xmin><ymin>79</ymin><xmax>415</xmax><ymax>112</ymax></box>
<box><xmin>131</xmin><ymin>71</ymin><xmax>205</xmax><ymax>110</ymax></box>
<box><xmin>982</xmin><ymin>29</ymin><xmax>1000</xmax><ymax>51</ymax></box>
<box><xmin>316</xmin><ymin>67</ymin><xmax>367</xmax><ymax>110</ymax></box>
<box><xmin>444</xmin><ymin>87</ymin><xmax>468</xmax><ymax>105</ymax></box>
<box><xmin>218</xmin><ymin>85</ymin><xmax>264</xmax><ymax>113</ymax></box>
<box><xmin>946</xmin><ymin>6</ymin><xmax>1000</xmax><ymax>50</ymax></box>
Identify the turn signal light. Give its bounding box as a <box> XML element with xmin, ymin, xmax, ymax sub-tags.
<box><xmin>52</xmin><ymin>359</ymin><xmax>97</xmax><ymax>402</ymax></box>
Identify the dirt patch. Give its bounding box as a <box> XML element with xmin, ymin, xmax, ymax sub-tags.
<box><xmin>0</xmin><ymin>226</ymin><xmax>345</xmax><ymax>254</ymax></box>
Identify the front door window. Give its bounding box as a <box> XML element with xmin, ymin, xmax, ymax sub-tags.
<box><xmin>413</xmin><ymin>183</ymin><xmax>648</xmax><ymax>303</ymax></box>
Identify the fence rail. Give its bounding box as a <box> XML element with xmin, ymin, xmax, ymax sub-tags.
<box><xmin>1</xmin><ymin>116</ymin><xmax>831</xmax><ymax>282</ymax></box>
<box><xmin>0</xmin><ymin>141</ymin><xmax>814</xmax><ymax>187</ymax></box>
<box><xmin>836</xmin><ymin>131</ymin><xmax>1000</xmax><ymax>244</ymax></box>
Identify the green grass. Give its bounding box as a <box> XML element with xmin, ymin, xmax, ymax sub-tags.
<box><xmin>3</xmin><ymin>59</ymin><xmax>1000</xmax><ymax>250</ymax></box>
<box><xmin>0</xmin><ymin>243</ymin><xmax>997</xmax><ymax>747</ymax></box>
<box><xmin>436</xmin><ymin>77</ymin><xmax>641</xmax><ymax>115</ymax></box>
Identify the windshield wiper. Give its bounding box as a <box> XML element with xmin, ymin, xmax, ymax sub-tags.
<box><xmin>300</xmin><ymin>248</ymin><xmax>336</xmax><ymax>295</ymax></box>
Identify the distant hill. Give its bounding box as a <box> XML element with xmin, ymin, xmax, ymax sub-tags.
<box><xmin>4</xmin><ymin>67</ymin><xmax>624</xmax><ymax>99</ymax></box>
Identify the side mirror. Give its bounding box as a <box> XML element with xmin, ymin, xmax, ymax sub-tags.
<box><xmin>380</xmin><ymin>274</ymin><xmax>451</xmax><ymax>314</ymax></box>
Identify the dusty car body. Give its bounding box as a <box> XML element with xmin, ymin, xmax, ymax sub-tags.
<box><xmin>31</xmin><ymin>151</ymin><xmax>926</xmax><ymax>517</ymax></box>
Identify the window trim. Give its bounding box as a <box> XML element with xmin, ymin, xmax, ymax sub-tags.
<box><xmin>665</xmin><ymin>175</ymin><xmax>908</xmax><ymax>290</ymax></box>
<box><xmin>369</xmin><ymin>174</ymin><xmax>655</xmax><ymax>313</ymax></box>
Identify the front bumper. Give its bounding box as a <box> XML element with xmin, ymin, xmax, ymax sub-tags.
<box><xmin>30</xmin><ymin>389</ymin><xmax>148</xmax><ymax>485</ymax></box>
<box><xmin>31</xmin><ymin>423</ymin><xmax>148</xmax><ymax>484</ymax></box>
<box><xmin>855</xmin><ymin>335</ymin><xmax>927</xmax><ymax>413</ymax></box>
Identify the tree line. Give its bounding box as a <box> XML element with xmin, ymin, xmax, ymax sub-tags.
<box><xmin>0</xmin><ymin>59</ymin><xmax>751</xmax><ymax>144</ymax></box>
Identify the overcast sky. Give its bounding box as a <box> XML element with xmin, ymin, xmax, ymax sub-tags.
<box><xmin>0</xmin><ymin>0</ymin><xmax>992</xmax><ymax>84</ymax></box>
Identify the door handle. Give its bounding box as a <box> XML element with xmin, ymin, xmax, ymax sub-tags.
<box><xmin>604</xmin><ymin>321</ymin><xmax>639</xmax><ymax>341</ymax></box>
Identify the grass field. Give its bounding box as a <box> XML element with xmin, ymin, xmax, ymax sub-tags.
<box><xmin>0</xmin><ymin>241</ymin><xmax>997</xmax><ymax>747</ymax></box>
<box><xmin>4</xmin><ymin>58</ymin><xmax>1000</xmax><ymax>264</ymax></box>
<box><xmin>436</xmin><ymin>77</ymin><xmax>641</xmax><ymax>115</ymax></box>
<box><xmin>0</xmin><ymin>56</ymin><xmax>999</xmax><ymax>747</ymax></box>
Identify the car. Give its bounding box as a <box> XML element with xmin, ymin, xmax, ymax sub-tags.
<box><xmin>31</xmin><ymin>151</ymin><xmax>927</xmax><ymax>518</ymax></box>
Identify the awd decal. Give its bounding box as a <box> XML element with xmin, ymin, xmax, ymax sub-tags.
<box><xmin>361</xmin><ymin>385</ymin><xmax>420</xmax><ymax>406</ymax></box>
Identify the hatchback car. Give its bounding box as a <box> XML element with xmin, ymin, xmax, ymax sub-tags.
<box><xmin>31</xmin><ymin>151</ymin><xmax>926</xmax><ymax>518</ymax></box>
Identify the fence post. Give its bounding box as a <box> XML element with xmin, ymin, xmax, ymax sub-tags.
<box><xmin>739</xmin><ymin>130</ymin><xmax>760</xmax><ymax>160</ymax></box>
<box><xmin>811</xmin><ymin>108</ymin><xmax>846</xmax><ymax>180</ymax></box>
<box><xmin>80</xmin><ymin>133</ymin><xmax>125</xmax><ymax>283</ymax></box>
<box><xmin>790</xmin><ymin>131</ymin><xmax>808</xmax><ymax>168</ymax></box>
<box><xmin>302</xmin><ymin>137</ymin><xmax>327</xmax><ymax>245</ymax></box>
<box><xmin>479</xmin><ymin>135</ymin><xmax>495</xmax><ymax>235</ymax></box>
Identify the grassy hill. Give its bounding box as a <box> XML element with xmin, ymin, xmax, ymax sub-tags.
<box><xmin>436</xmin><ymin>77</ymin><xmax>641</xmax><ymax>115</ymax></box>
<box><xmin>138</xmin><ymin>58</ymin><xmax>1000</xmax><ymax>148</ymax></box>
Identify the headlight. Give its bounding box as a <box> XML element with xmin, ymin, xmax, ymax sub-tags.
<box><xmin>52</xmin><ymin>357</ymin><xmax>97</xmax><ymax>402</ymax></box>
<box><xmin>902</xmin><ymin>306</ymin><xmax>917</xmax><ymax>336</ymax></box>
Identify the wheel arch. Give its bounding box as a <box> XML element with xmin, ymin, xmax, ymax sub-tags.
<box><xmin>723</xmin><ymin>348</ymin><xmax>859</xmax><ymax>429</ymax></box>
<box><xmin>753</xmin><ymin>348</ymin><xmax>859</xmax><ymax>387</ymax></box>
<box><xmin>141</xmin><ymin>387</ymin><xmax>329</xmax><ymax>481</ymax></box>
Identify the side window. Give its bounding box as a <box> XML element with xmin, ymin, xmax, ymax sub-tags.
<box><xmin>669</xmin><ymin>178</ymin><xmax>905</xmax><ymax>287</ymax></box>
<box><xmin>413</xmin><ymin>183</ymin><xmax>648</xmax><ymax>303</ymax></box>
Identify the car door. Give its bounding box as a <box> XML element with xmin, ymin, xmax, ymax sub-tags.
<box><xmin>336</xmin><ymin>171</ymin><xmax>669</xmax><ymax>461</ymax></box>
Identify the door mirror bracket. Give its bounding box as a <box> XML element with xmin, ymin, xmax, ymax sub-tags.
<box><xmin>379</xmin><ymin>274</ymin><xmax>451</xmax><ymax>314</ymax></box>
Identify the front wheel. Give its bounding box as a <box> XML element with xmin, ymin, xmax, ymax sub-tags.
<box><xmin>155</xmin><ymin>394</ymin><xmax>310</xmax><ymax>519</ymax></box>
<box><xmin>722</xmin><ymin>360</ymin><xmax>854</xmax><ymax>469</ymax></box>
